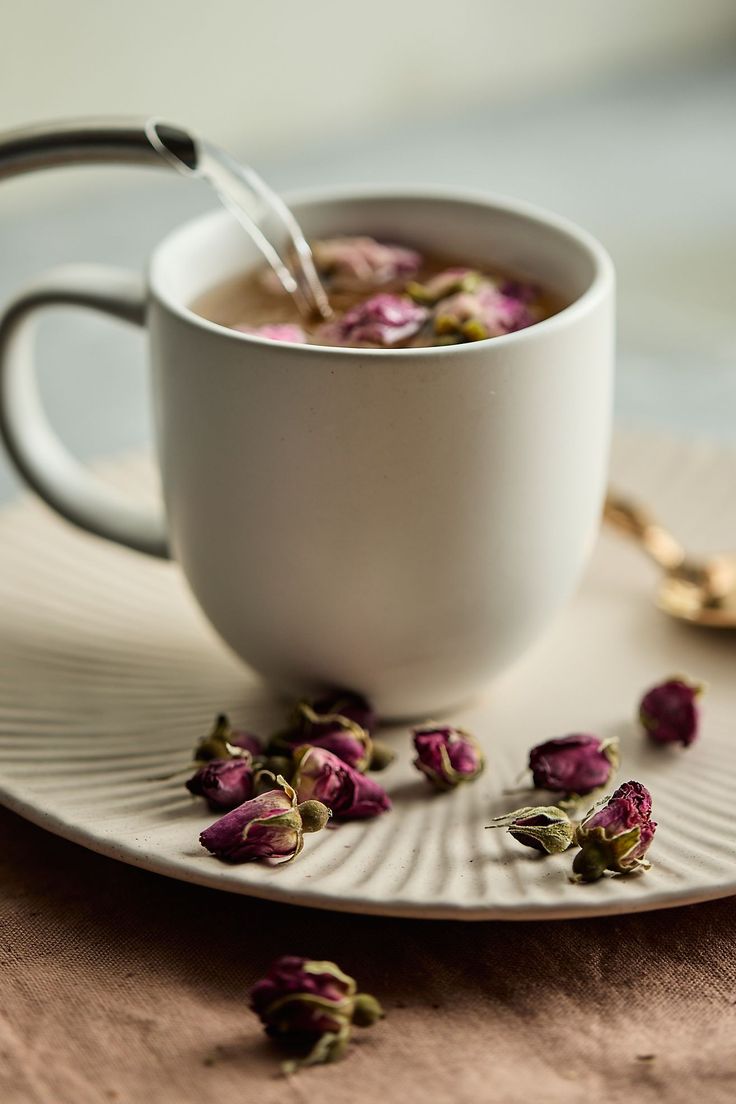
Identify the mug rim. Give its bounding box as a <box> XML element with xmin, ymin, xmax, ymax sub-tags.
<box><xmin>148</xmin><ymin>183</ymin><xmax>614</xmax><ymax>359</ymax></box>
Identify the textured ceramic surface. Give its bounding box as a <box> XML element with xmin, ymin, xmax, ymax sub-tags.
<box><xmin>0</xmin><ymin>433</ymin><xmax>734</xmax><ymax>920</ymax></box>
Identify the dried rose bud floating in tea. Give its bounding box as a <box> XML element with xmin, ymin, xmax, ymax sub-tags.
<box><xmin>639</xmin><ymin>676</ymin><xmax>704</xmax><ymax>747</ymax></box>
<box><xmin>250</xmin><ymin>956</ymin><xmax>383</xmax><ymax>1072</ymax></box>
<box><xmin>191</xmin><ymin>235</ymin><xmax>560</xmax><ymax>349</ymax></box>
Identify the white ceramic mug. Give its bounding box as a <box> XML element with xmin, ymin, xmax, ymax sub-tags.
<box><xmin>0</xmin><ymin>188</ymin><xmax>614</xmax><ymax>717</ymax></box>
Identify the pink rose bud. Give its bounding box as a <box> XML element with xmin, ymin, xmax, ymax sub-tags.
<box><xmin>639</xmin><ymin>677</ymin><xmax>703</xmax><ymax>747</ymax></box>
<box><xmin>318</xmin><ymin>293</ymin><xmax>428</xmax><ymax>347</ymax></box>
<box><xmin>234</xmin><ymin>322</ymin><xmax>307</xmax><ymax>343</ymax></box>
<box><xmin>199</xmin><ymin>780</ymin><xmax>329</xmax><ymax>864</ymax></box>
<box><xmin>487</xmin><ymin>805</ymin><xmax>575</xmax><ymax>854</ymax></box>
<box><xmin>250</xmin><ymin>956</ymin><xmax>383</xmax><ymax>1071</ymax></box>
<box><xmin>194</xmin><ymin>713</ymin><xmax>262</xmax><ymax>763</ymax></box>
<box><xmin>406</xmin><ymin>267</ymin><xmax>484</xmax><ymax>304</ymax></box>
<box><xmin>312</xmin><ymin>236</ymin><xmax>421</xmax><ymax>291</ymax></box>
<box><xmin>434</xmin><ymin>284</ymin><xmax>537</xmax><ymax>341</ymax></box>
<box><xmin>528</xmin><ymin>734</ymin><xmax>618</xmax><ymax>796</ymax></box>
<box><xmin>412</xmin><ymin>724</ymin><xmax>484</xmax><ymax>791</ymax></box>
<box><xmin>573</xmin><ymin>780</ymin><xmax>657</xmax><ymax>882</ymax></box>
<box><xmin>291</xmin><ymin>746</ymin><xmax>391</xmax><ymax>820</ymax></box>
<box><xmin>186</xmin><ymin>758</ymin><xmax>254</xmax><ymax>810</ymax></box>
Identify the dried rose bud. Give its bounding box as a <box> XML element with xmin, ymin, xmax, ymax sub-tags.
<box><xmin>487</xmin><ymin>805</ymin><xmax>575</xmax><ymax>854</ymax></box>
<box><xmin>199</xmin><ymin>779</ymin><xmax>330</xmax><ymax>864</ymax></box>
<box><xmin>250</xmin><ymin>955</ymin><xmax>383</xmax><ymax>1071</ymax></box>
<box><xmin>573</xmin><ymin>780</ymin><xmax>656</xmax><ymax>882</ymax></box>
<box><xmin>308</xmin><ymin>691</ymin><xmax>378</xmax><ymax>735</ymax></box>
<box><xmin>434</xmin><ymin>284</ymin><xmax>537</xmax><ymax>341</ymax></box>
<box><xmin>291</xmin><ymin>746</ymin><xmax>391</xmax><ymax>820</ymax></box>
<box><xmin>186</xmin><ymin>758</ymin><xmax>254</xmax><ymax>810</ymax></box>
<box><xmin>234</xmin><ymin>322</ymin><xmax>307</xmax><ymax>344</ymax></box>
<box><xmin>194</xmin><ymin>714</ymin><xmax>262</xmax><ymax>763</ymax></box>
<box><xmin>528</xmin><ymin>734</ymin><xmax>618</xmax><ymax>797</ymax></box>
<box><xmin>312</xmin><ymin>236</ymin><xmax>421</xmax><ymax>291</ymax></box>
<box><xmin>412</xmin><ymin>724</ymin><xmax>484</xmax><ymax>791</ymax></box>
<box><xmin>639</xmin><ymin>677</ymin><xmax>703</xmax><ymax>747</ymax></box>
<box><xmin>271</xmin><ymin>694</ymin><xmax>393</xmax><ymax>773</ymax></box>
<box><xmin>406</xmin><ymin>267</ymin><xmax>484</xmax><ymax>304</ymax></box>
<box><xmin>317</xmin><ymin>293</ymin><xmax>428</xmax><ymax>347</ymax></box>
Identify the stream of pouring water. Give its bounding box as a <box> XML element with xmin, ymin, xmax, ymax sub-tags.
<box><xmin>145</xmin><ymin>119</ymin><xmax>332</xmax><ymax>321</ymax></box>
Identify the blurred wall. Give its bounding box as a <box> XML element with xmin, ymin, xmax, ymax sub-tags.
<box><xmin>3</xmin><ymin>0</ymin><xmax>736</xmax><ymax>158</ymax></box>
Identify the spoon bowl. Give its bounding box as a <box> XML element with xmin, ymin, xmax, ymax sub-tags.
<box><xmin>604</xmin><ymin>495</ymin><xmax>736</xmax><ymax>629</ymax></box>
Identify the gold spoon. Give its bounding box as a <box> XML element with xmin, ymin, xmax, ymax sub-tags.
<box><xmin>604</xmin><ymin>494</ymin><xmax>736</xmax><ymax>628</ymax></box>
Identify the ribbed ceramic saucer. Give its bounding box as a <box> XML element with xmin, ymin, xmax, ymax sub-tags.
<box><xmin>1</xmin><ymin>433</ymin><xmax>735</xmax><ymax>920</ymax></box>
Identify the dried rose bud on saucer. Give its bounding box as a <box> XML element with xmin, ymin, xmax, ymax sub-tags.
<box><xmin>639</xmin><ymin>676</ymin><xmax>704</xmax><ymax>747</ymax></box>
<box><xmin>573</xmin><ymin>780</ymin><xmax>657</xmax><ymax>882</ymax></box>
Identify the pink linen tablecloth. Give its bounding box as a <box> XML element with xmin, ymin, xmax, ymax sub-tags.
<box><xmin>1</xmin><ymin>805</ymin><xmax>735</xmax><ymax>1104</ymax></box>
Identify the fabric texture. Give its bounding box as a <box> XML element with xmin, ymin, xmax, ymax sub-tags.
<box><xmin>1</xmin><ymin>806</ymin><xmax>734</xmax><ymax>1104</ymax></box>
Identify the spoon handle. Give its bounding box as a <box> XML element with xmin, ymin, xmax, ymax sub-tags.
<box><xmin>603</xmin><ymin>493</ymin><xmax>685</xmax><ymax>571</ymax></box>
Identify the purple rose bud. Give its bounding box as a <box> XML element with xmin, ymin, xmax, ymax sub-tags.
<box><xmin>573</xmin><ymin>780</ymin><xmax>657</xmax><ymax>882</ymax></box>
<box><xmin>487</xmin><ymin>805</ymin><xmax>575</xmax><ymax>854</ymax></box>
<box><xmin>199</xmin><ymin>780</ymin><xmax>330</xmax><ymax>864</ymax></box>
<box><xmin>271</xmin><ymin>694</ymin><xmax>393</xmax><ymax>772</ymax></box>
<box><xmin>318</xmin><ymin>293</ymin><xmax>429</xmax><ymax>347</ymax></box>
<box><xmin>528</xmin><ymin>734</ymin><xmax>618</xmax><ymax>796</ymax></box>
<box><xmin>194</xmin><ymin>714</ymin><xmax>262</xmax><ymax>763</ymax></box>
<box><xmin>312</xmin><ymin>236</ymin><xmax>421</xmax><ymax>291</ymax></box>
<box><xmin>499</xmin><ymin>278</ymin><xmax>539</xmax><ymax>303</ymax></box>
<box><xmin>434</xmin><ymin>284</ymin><xmax>538</xmax><ymax>341</ymax></box>
<box><xmin>291</xmin><ymin>746</ymin><xmax>391</xmax><ymax>820</ymax></box>
<box><xmin>309</xmin><ymin>691</ymin><xmax>378</xmax><ymax>735</ymax></box>
<box><xmin>234</xmin><ymin>322</ymin><xmax>307</xmax><ymax>344</ymax></box>
<box><xmin>639</xmin><ymin>677</ymin><xmax>703</xmax><ymax>747</ymax></box>
<box><xmin>412</xmin><ymin>724</ymin><xmax>484</xmax><ymax>791</ymax></box>
<box><xmin>186</xmin><ymin>758</ymin><xmax>254</xmax><ymax>810</ymax></box>
<box><xmin>406</xmin><ymin>267</ymin><xmax>484</xmax><ymax>304</ymax></box>
<box><xmin>250</xmin><ymin>956</ymin><xmax>383</xmax><ymax>1071</ymax></box>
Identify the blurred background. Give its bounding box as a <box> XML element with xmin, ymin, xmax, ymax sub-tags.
<box><xmin>1</xmin><ymin>0</ymin><xmax>735</xmax><ymax>500</ymax></box>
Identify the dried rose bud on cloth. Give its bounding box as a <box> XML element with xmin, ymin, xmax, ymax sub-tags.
<box><xmin>487</xmin><ymin>806</ymin><xmax>576</xmax><ymax>854</ymax></box>
<box><xmin>528</xmin><ymin>734</ymin><xmax>618</xmax><ymax>798</ymax></box>
<box><xmin>412</xmin><ymin>724</ymin><xmax>484</xmax><ymax>790</ymax></box>
<box><xmin>573</xmin><ymin>781</ymin><xmax>657</xmax><ymax>882</ymax></box>
<box><xmin>199</xmin><ymin>779</ymin><xmax>329</xmax><ymax>863</ymax></box>
<box><xmin>251</xmin><ymin>956</ymin><xmax>383</xmax><ymax>1072</ymax></box>
<box><xmin>639</xmin><ymin>676</ymin><xmax>704</xmax><ymax>747</ymax></box>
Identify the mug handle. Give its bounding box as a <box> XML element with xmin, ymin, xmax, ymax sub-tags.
<box><xmin>0</xmin><ymin>263</ymin><xmax>170</xmax><ymax>558</ymax></box>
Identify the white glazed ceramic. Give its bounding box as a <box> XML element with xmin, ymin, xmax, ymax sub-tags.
<box><xmin>0</xmin><ymin>433</ymin><xmax>734</xmax><ymax>921</ymax></box>
<box><xmin>0</xmin><ymin>189</ymin><xmax>614</xmax><ymax>716</ymax></box>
